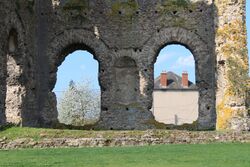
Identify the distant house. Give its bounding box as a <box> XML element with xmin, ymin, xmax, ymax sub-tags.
<box><xmin>152</xmin><ymin>71</ymin><xmax>198</xmax><ymax>125</ymax></box>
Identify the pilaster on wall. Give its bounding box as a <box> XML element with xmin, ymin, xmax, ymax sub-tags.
<box><xmin>0</xmin><ymin>1</ymin><xmax>7</xmax><ymax>126</ymax></box>
<box><xmin>34</xmin><ymin>0</ymin><xmax>58</xmax><ymax>127</ymax></box>
<box><xmin>0</xmin><ymin>46</ymin><xmax>6</xmax><ymax>126</ymax></box>
<box><xmin>215</xmin><ymin>0</ymin><xmax>249</xmax><ymax>130</ymax></box>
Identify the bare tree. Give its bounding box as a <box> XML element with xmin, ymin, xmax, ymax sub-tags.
<box><xmin>58</xmin><ymin>80</ymin><xmax>100</xmax><ymax>126</ymax></box>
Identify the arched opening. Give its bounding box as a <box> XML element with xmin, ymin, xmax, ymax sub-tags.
<box><xmin>5</xmin><ymin>29</ymin><xmax>26</xmax><ymax>125</ymax></box>
<box><xmin>153</xmin><ymin>44</ymin><xmax>198</xmax><ymax>126</ymax></box>
<box><xmin>114</xmin><ymin>56</ymin><xmax>139</xmax><ymax>104</ymax></box>
<box><xmin>53</xmin><ymin>49</ymin><xmax>100</xmax><ymax>127</ymax></box>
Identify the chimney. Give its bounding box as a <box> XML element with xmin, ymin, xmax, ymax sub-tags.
<box><xmin>160</xmin><ymin>71</ymin><xmax>167</xmax><ymax>88</ymax></box>
<box><xmin>182</xmin><ymin>71</ymin><xmax>189</xmax><ymax>88</ymax></box>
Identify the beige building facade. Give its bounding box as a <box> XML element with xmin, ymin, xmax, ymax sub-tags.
<box><xmin>153</xmin><ymin>90</ymin><xmax>198</xmax><ymax>125</ymax></box>
<box><xmin>153</xmin><ymin>71</ymin><xmax>199</xmax><ymax>125</ymax></box>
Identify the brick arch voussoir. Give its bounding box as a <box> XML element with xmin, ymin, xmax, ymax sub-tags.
<box><xmin>147</xmin><ymin>27</ymin><xmax>209</xmax><ymax>65</ymax></box>
<box><xmin>145</xmin><ymin>27</ymin><xmax>216</xmax><ymax>130</ymax></box>
<box><xmin>47</xmin><ymin>29</ymin><xmax>109</xmax><ymax>90</ymax></box>
<box><xmin>48</xmin><ymin>29</ymin><xmax>108</xmax><ymax>73</ymax></box>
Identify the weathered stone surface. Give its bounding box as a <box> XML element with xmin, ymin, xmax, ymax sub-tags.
<box><xmin>0</xmin><ymin>0</ymin><xmax>248</xmax><ymax>130</ymax></box>
<box><xmin>0</xmin><ymin>130</ymin><xmax>249</xmax><ymax>150</ymax></box>
<box><xmin>215</xmin><ymin>0</ymin><xmax>249</xmax><ymax>130</ymax></box>
<box><xmin>230</xmin><ymin>117</ymin><xmax>249</xmax><ymax>131</ymax></box>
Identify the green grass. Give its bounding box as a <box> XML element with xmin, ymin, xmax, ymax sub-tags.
<box><xmin>0</xmin><ymin>126</ymin><xmax>245</xmax><ymax>142</ymax></box>
<box><xmin>0</xmin><ymin>143</ymin><xmax>249</xmax><ymax>167</ymax></box>
<box><xmin>0</xmin><ymin>127</ymin><xmax>171</xmax><ymax>141</ymax></box>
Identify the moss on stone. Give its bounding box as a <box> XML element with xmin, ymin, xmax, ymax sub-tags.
<box><xmin>27</xmin><ymin>0</ymin><xmax>35</xmax><ymax>14</ymax></box>
<box><xmin>172</xmin><ymin>17</ymin><xmax>186</xmax><ymax>27</ymax></box>
<box><xmin>145</xmin><ymin>119</ymin><xmax>198</xmax><ymax>130</ymax></box>
<box><xmin>216</xmin><ymin>18</ymin><xmax>248</xmax><ymax>130</ymax></box>
<box><xmin>216</xmin><ymin>89</ymin><xmax>248</xmax><ymax>130</ymax></box>
<box><xmin>145</xmin><ymin>119</ymin><xmax>166</xmax><ymax>129</ymax></box>
<box><xmin>63</xmin><ymin>0</ymin><xmax>89</xmax><ymax>11</ymax></box>
<box><xmin>161</xmin><ymin>0</ymin><xmax>191</xmax><ymax>8</ymax></box>
<box><xmin>15</xmin><ymin>0</ymin><xmax>35</xmax><ymax>13</ymax></box>
<box><xmin>61</xmin><ymin>0</ymin><xmax>90</xmax><ymax>23</ymax></box>
<box><xmin>227</xmin><ymin>57</ymin><xmax>249</xmax><ymax>97</ymax></box>
<box><xmin>174</xmin><ymin>120</ymin><xmax>198</xmax><ymax>130</ymax></box>
<box><xmin>164</xmin><ymin>121</ymin><xmax>198</xmax><ymax>131</ymax></box>
<box><xmin>216</xmin><ymin>99</ymin><xmax>234</xmax><ymax>130</ymax></box>
<box><xmin>111</xmin><ymin>0</ymin><xmax>138</xmax><ymax>14</ymax></box>
<box><xmin>217</xmin><ymin>19</ymin><xmax>248</xmax><ymax>97</ymax></box>
<box><xmin>109</xmin><ymin>0</ymin><xmax>139</xmax><ymax>21</ymax></box>
<box><xmin>15</xmin><ymin>0</ymin><xmax>21</xmax><ymax>11</ymax></box>
<box><xmin>157</xmin><ymin>0</ymin><xmax>196</xmax><ymax>13</ymax></box>
<box><xmin>246</xmin><ymin>79</ymin><xmax>250</xmax><ymax>117</ymax></box>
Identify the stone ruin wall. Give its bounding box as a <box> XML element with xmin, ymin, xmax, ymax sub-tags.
<box><xmin>215</xmin><ymin>0</ymin><xmax>249</xmax><ymax>130</ymax></box>
<box><xmin>0</xmin><ymin>0</ymin><xmax>248</xmax><ymax>130</ymax></box>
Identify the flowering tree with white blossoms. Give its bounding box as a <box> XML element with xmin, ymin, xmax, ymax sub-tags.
<box><xmin>58</xmin><ymin>80</ymin><xmax>100</xmax><ymax>126</ymax></box>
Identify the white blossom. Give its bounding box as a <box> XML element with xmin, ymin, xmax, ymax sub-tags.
<box><xmin>58</xmin><ymin>80</ymin><xmax>100</xmax><ymax>126</ymax></box>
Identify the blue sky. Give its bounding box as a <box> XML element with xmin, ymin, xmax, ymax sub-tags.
<box><xmin>54</xmin><ymin>51</ymin><xmax>99</xmax><ymax>93</ymax></box>
<box><xmin>54</xmin><ymin>3</ymin><xmax>250</xmax><ymax>94</ymax></box>
<box><xmin>154</xmin><ymin>45</ymin><xmax>195</xmax><ymax>82</ymax></box>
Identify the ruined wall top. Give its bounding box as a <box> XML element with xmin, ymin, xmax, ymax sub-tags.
<box><xmin>1</xmin><ymin>0</ymin><xmax>217</xmax><ymax>49</ymax></box>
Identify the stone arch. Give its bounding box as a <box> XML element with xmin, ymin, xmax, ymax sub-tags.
<box><xmin>45</xmin><ymin>29</ymin><xmax>110</xmax><ymax>125</ymax></box>
<box><xmin>144</xmin><ymin>27</ymin><xmax>216</xmax><ymax>130</ymax></box>
<box><xmin>48</xmin><ymin>29</ymin><xmax>109</xmax><ymax>90</ymax></box>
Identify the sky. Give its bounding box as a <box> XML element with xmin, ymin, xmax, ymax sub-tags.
<box><xmin>53</xmin><ymin>50</ymin><xmax>99</xmax><ymax>96</ymax></box>
<box><xmin>154</xmin><ymin>45</ymin><xmax>195</xmax><ymax>82</ymax></box>
<box><xmin>53</xmin><ymin>2</ymin><xmax>250</xmax><ymax>95</ymax></box>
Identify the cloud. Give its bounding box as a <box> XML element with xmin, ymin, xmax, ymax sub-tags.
<box><xmin>171</xmin><ymin>55</ymin><xmax>195</xmax><ymax>69</ymax></box>
<box><xmin>155</xmin><ymin>53</ymin><xmax>175</xmax><ymax>65</ymax></box>
<box><xmin>80</xmin><ymin>65</ymin><xmax>85</xmax><ymax>70</ymax></box>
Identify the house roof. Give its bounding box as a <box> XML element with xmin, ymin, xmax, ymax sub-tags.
<box><xmin>154</xmin><ymin>71</ymin><xmax>197</xmax><ymax>90</ymax></box>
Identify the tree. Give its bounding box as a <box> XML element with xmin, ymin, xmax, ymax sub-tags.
<box><xmin>58</xmin><ymin>80</ymin><xmax>100</xmax><ymax>126</ymax></box>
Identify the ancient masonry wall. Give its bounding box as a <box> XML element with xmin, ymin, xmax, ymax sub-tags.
<box><xmin>215</xmin><ymin>0</ymin><xmax>249</xmax><ymax>130</ymax></box>
<box><xmin>0</xmin><ymin>1</ymin><xmax>6</xmax><ymax>125</ymax></box>
<box><xmin>0</xmin><ymin>0</ymin><xmax>249</xmax><ymax>130</ymax></box>
<box><xmin>0</xmin><ymin>2</ymin><xmax>6</xmax><ymax>125</ymax></box>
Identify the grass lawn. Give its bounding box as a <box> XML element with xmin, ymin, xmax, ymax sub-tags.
<box><xmin>0</xmin><ymin>127</ymin><xmax>149</xmax><ymax>140</ymax></box>
<box><xmin>0</xmin><ymin>143</ymin><xmax>250</xmax><ymax>167</ymax></box>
